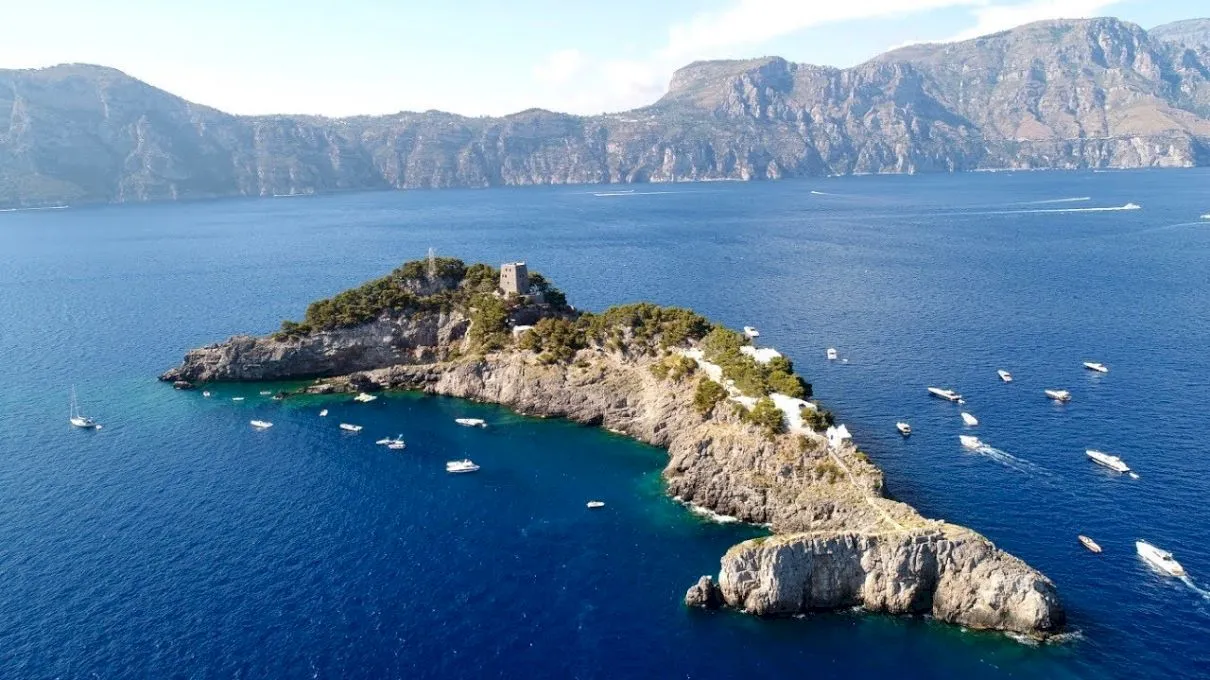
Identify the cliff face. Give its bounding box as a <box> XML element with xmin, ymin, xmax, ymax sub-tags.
<box><xmin>3</xmin><ymin>17</ymin><xmax>1209</xmax><ymax>207</ymax></box>
<box><xmin>161</xmin><ymin>273</ymin><xmax>1066</xmax><ymax>638</ymax></box>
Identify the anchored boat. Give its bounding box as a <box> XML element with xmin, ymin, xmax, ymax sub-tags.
<box><xmin>250</xmin><ymin>420</ymin><xmax>273</xmax><ymax>429</ymax></box>
<box><xmin>68</xmin><ymin>386</ymin><xmax>100</xmax><ymax>429</ymax></box>
<box><xmin>928</xmin><ymin>387</ymin><xmax>963</xmax><ymax>402</ymax></box>
<box><xmin>959</xmin><ymin>435</ymin><xmax>983</xmax><ymax>450</ymax></box>
<box><xmin>586</xmin><ymin>501</ymin><xmax>605</xmax><ymax>509</ymax></box>
<box><xmin>353</xmin><ymin>393</ymin><xmax>378</xmax><ymax>403</ymax></box>
<box><xmin>1136</xmin><ymin>540</ymin><xmax>1185</xmax><ymax>577</ymax></box>
<box><xmin>455</xmin><ymin>418</ymin><xmax>487</xmax><ymax>427</ymax></box>
<box><xmin>896</xmin><ymin>422</ymin><xmax>911</xmax><ymax>436</ymax></box>
<box><xmin>339</xmin><ymin>423</ymin><xmax>363</xmax><ymax>433</ymax></box>
<box><xmin>1086</xmin><ymin>449</ymin><xmax>1130</xmax><ymax>474</ymax></box>
<box><xmin>826</xmin><ymin>347</ymin><xmax>838</xmax><ymax>360</ymax></box>
<box><xmin>1078</xmin><ymin>535</ymin><xmax>1103</xmax><ymax>553</ymax></box>
<box><xmin>1083</xmin><ymin>362</ymin><xmax>1108</xmax><ymax>373</ymax></box>
<box><xmin>446</xmin><ymin>459</ymin><xmax>480</xmax><ymax>474</ymax></box>
<box><xmin>1045</xmin><ymin>389</ymin><xmax>1071</xmax><ymax>402</ymax></box>
<box><xmin>961</xmin><ymin>412</ymin><xmax>979</xmax><ymax>426</ymax></box>
<box><xmin>997</xmin><ymin>369</ymin><xmax>1013</xmax><ymax>382</ymax></box>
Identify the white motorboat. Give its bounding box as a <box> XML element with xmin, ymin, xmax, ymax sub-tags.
<box><xmin>1078</xmin><ymin>535</ymin><xmax>1103</xmax><ymax>553</ymax></box>
<box><xmin>387</xmin><ymin>441</ymin><xmax>407</xmax><ymax>450</ymax></box>
<box><xmin>896</xmin><ymin>422</ymin><xmax>911</xmax><ymax>436</ymax></box>
<box><xmin>377</xmin><ymin>434</ymin><xmax>406</xmax><ymax>448</ymax></box>
<box><xmin>375</xmin><ymin>437</ymin><xmax>393</xmax><ymax>445</ymax></box>
<box><xmin>959</xmin><ymin>435</ymin><xmax>983</xmax><ymax>450</ymax></box>
<box><xmin>455</xmin><ymin>418</ymin><xmax>487</xmax><ymax>427</ymax></box>
<box><xmin>961</xmin><ymin>412</ymin><xmax>979</xmax><ymax>426</ymax></box>
<box><xmin>586</xmin><ymin>501</ymin><xmax>605</xmax><ymax>509</ymax></box>
<box><xmin>826</xmin><ymin>347</ymin><xmax>838</xmax><ymax>360</ymax></box>
<box><xmin>1136</xmin><ymin>540</ymin><xmax>1185</xmax><ymax>577</ymax></box>
<box><xmin>231</xmin><ymin>397</ymin><xmax>245</xmax><ymax>402</ymax></box>
<box><xmin>319</xmin><ymin>409</ymin><xmax>328</xmax><ymax>417</ymax></box>
<box><xmin>203</xmin><ymin>391</ymin><xmax>212</xmax><ymax>398</ymax></box>
<box><xmin>997</xmin><ymin>369</ymin><xmax>1013</xmax><ymax>383</ymax></box>
<box><xmin>1044</xmin><ymin>389</ymin><xmax>1071</xmax><ymax>402</ymax></box>
<box><xmin>446</xmin><ymin>459</ymin><xmax>480</xmax><ymax>473</ymax></box>
<box><xmin>259</xmin><ymin>390</ymin><xmax>272</xmax><ymax>396</ymax></box>
<box><xmin>1083</xmin><ymin>362</ymin><xmax>1108</xmax><ymax>373</ymax></box>
<box><xmin>928</xmin><ymin>387</ymin><xmax>963</xmax><ymax>402</ymax></box>
<box><xmin>1086</xmin><ymin>449</ymin><xmax>1130</xmax><ymax>474</ymax></box>
<box><xmin>1123</xmin><ymin>202</ymin><xmax>1141</xmax><ymax>210</ymax></box>
<box><xmin>250</xmin><ymin>420</ymin><xmax>273</xmax><ymax>429</ymax></box>
<box><xmin>68</xmin><ymin>386</ymin><xmax>100</xmax><ymax>429</ymax></box>
<box><xmin>353</xmin><ymin>393</ymin><xmax>378</xmax><ymax>403</ymax></box>
<box><xmin>743</xmin><ymin>326</ymin><xmax>760</xmax><ymax>339</ymax></box>
<box><xmin>339</xmin><ymin>423</ymin><xmax>363</xmax><ymax>433</ymax></box>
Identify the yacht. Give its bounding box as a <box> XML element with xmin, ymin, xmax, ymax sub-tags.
<box><xmin>455</xmin><ymin>418</ymin><xmax>487</xmax><ymax>427</ymax></box>
<box><xmin>1086</xmin><ymin>449</ymin><xmax>1130</xmax><ymax>474</ymax></box>
<box><xmin>961</xmin><ymin>412</ymin><xmax>979</xmax><ymax>426</ymax></box>
<box><xmin>318</xmin><ymin>409</ymin><xmax>328</xmax><ymax>417</ymax></box>
<box><xmin>446</xmin><ymin>459</ymin><xmax>480</xmax><ymax>474</ymax></box>
<box><xmin>388</xmin><ymin>440</ymin><xmax>407</xmax><ymax>450</ymax></box>
<box><xmin>586</xmin><ymin>501</ymin><xmax>606</xmax><ymax>509</ymax></box>
<box><xmin>339</xmin><ymin>423</ymin><xmax>363</xmax><ymax>433</ymax></box>
<box><xmin>928</xmin><ymin>387</ymin><xmax>963</xmax><ymax>402</ymax></box>
<box><xmin>68</xmin><ymin>386</ymin><xmax>100</xmax><ymax>429</ymax></box>
<box><xmin>250</xmin><ymin>420</ymin><xmax>273</xmax><ymax>429</ymax></box>
<box><xmin>743</xmin><ymin>326</ymin><xmax>760</xmax><ymax>339</ymax></box>
<box><xmin>353</xmin><ymin>393</ymin><xmax>378</xmax><ymax>403</ymax></box>
<box><xmin>1078</xmin><ymin>535</ymin><xmax>1103</xmax><ymax>553</ymax></box>
<box><xmin>997</xmin><ymin>369</ymin><xmax>1013</xmax><ymax>383</ymax></box>
<box><xmin>231</xmin><ymin>397</ymin><xmax>245</xmax><ymax>402</ymax></box>
<box><xmin>203</xmin><ymin>391</ymin><xmax>212</xmax><ymax>398</ymax></box>
<box><xmin>259</xmin><ymin>390</ymin><xmax>272</xmax><ymax>396</ymax></box>
<box><xmin>959</xmin><ymin>435</ymin><xmax>984</xmax><ymax>450</ymax></box>
<box><xmin>376</xmin><ymin>434</ymin><xmax>406</xmax><ymax>449</ymax></box>
<box><xmin>1136</xmin><ymin>540</ymin><xmax>1185</xmax><ymax>577</ymax></box>
<box><xmin>896</xmin><ymin>422</ymin><xmax>911</xmax><ymax>436</ymax></box>
<box><xmin>1083</xmin><ymin>362</ymin><xmax>1108</xmax><ymax>373</ymax></box>
<box><xmin>1044</xmin><ymin>389</ymin><xmax>1071</xmax><ymax>402</ymax></box>
<box><xmin>826</xmin><ymin>348</ymin><xmax>838</xmax><ymax>360</ymax></box>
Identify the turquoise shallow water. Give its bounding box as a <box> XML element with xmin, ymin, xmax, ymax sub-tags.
<box><xmin>1</xmin><ymin>169</ymin><xmax>1208</xmax><ymax>677</ymax></box>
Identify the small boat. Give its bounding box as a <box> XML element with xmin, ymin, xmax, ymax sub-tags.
<box><xmin>68</xmin><ymin>386</ymin><xmax>100</xmax><ymax>429</ymax></box>
<box><xmin>339</xmin><ymin>423</ymin><xmax>363</xmax><ymax>433</ymax></box>
<box><xmin>1086</xmin><ymin>449</ymin><xmax>1130</xmax><ymax>474</ymax></box>
<box><xmin>1122</xmin><ymin>202</ymin><xmax>1141</xmax><ymax>210</ymax></box>
<box><xmin>896</xmin><ymin>422</ymin><xmax>911</xmax><ymax>436</ymax></box>
<box><xmin>387</xmin><ymin>441</ymin><xmax>407</xmax><ymax>450</ymax></box>
<box><xmin>250</xmin><ymin>420</ymin><xmax>273</xmax><ymax>429</ymax></box>
<box><xmin>742</xmin><ymin>326</ymin><xmax>760</xmax><ymax>339</ymax></box>
<box><xmin>1201</xmin><ymin>214</ymin><xmax>1210</xmax><ymax>220</ymax></box>
<box><xmin>826</xmin><ymin>348</ymin><xmax>838</xmax><ymax>360</ymax></box>
<box><xmin>1044</xmin><ymin>389</ymin><xmax>1071</xmax><ymax>402</ymax></box>
<box><xmin>927</xmin><ymin>387</ymin><xmax>963</xmax><ymax>402</ymax></box>
<box><xmin>1136</xmin><ymin>540</ymin><xmax>1185</xmax><ymax>577</ymax></box>
<box><xmin>319</xmin><ymin>409</ymin><xmax>328</xmax><ymax>417</ymax></box>
<box><xmin>376</xmin><ymin>434</ymin><xmax>406</xmax><ymax>448</ymax></box>
<box><xmin>1083</xmin><ymin>362</ymin><xmax>1108</xmax><ymax>373</ymax></box>
<box><xmin>1078</xmin><ymin>535</ymin><xmax>1103</xmax><ymax>553</ymax></box>
<box><xmin>375</xmin><ymin>437</ymin><xmax>393</xmax><ymax>445</ymax></box>
<box><xmin>959</xmin><ymin>435</ymin><xmax>983</xmax><ymax>450</ymax></box>
<box><xmin>231</xmin><ymin>397</ymin><xmax>245</xmax><ymax>402</ymax></box>
<box><xmin>203</xmin><ymin>391</ymin><xmax>212</xmax><ymax>398</ymax></box>
<box><xmin>454</xmin><ymin>418</ymin><xmax>487</xmax><ymax>427</ymax></box>
<box><xmin>446</xmin><ymin>459</ymin><xmax>480</xmax><ymax>473</ymax></box>
<box><xmin>272</xmin><ymin>392</ymin><xmax>286</xmax><ymax>401</ymax></box>
<box><xmin>997</xmin><ymin>369</ymin><xmax>1013</xmax><ymax>383</ymax></box>
<box><xmin>353</xmin><ymin>393</ymin><xmax>378</xmax><ymax>403</ymax></box>
<box><xmin>586</xmin><ymin>501</ymin><xmax>606</xmax><ymax>509</ymax></box>
<box><xmin>259</xmin><ymin>390</ymin><xmax>272</xmax><ymax>396</ymax></box>
<box><xmin>961</xmin><ymin>412</ymin><xmax>979</xmax><ymax>426</ymax></box>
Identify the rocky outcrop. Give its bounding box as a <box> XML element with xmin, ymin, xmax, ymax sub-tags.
<box><xmin>161</xmin><ymin>290</ymin><xmax>1066</xmax><ymax>638</ymax></box>
<box><xmin>4</xmin><ymin>17</ymin><xmax>1210</xmax><ymax>207</ymax></box>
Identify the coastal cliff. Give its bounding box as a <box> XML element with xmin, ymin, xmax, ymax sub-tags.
<box><xmin>161</xmin><ymin>258</ymin><xmax>1065</xmax><ymax>638</ymax></box>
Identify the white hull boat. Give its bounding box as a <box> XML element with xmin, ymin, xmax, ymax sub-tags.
<box><xmin>1045</xmin><ymin>389</ymin><xmax>1071</xmax><ymax>402</ymax></box>
<box><xmin>231</xmin><ymin>397</ymin><xmax>245</xmax><ymax>402</ymax></box>
<box><xmin>69</xmin><ymin>386</ymin><xmax>100</xmax><ymax>429</ymax></box>
<box><xmin>339</xmin><ymin>423</ymin><xmax>363</xmax><ymax>433</ymax></box>
<box><xmin>1086</xmin><ymin>449</ymin><xmax>1131</xmax><ymax>474</ymax></box>
<box><xmin>928</xmin><ymin>387</ymin><xmax>963</xmax><ymax>403</ymax></box>
<box><xmin>586</xmin><ymin>501</ymin><xmax>605</xmax><ymax>509</ymax></box>
<box><xmin>1083</xmin><ymin>362</ymin><xmax>1108</xmax><ymax>373</ymax></box>
<box><xmin>743</xmin><ymin>326</ymin><xmax>760</xmax><ymax>340</ymax></box>
<box><xmin>353</xmin><ymin>393</ymin><xmax>378</xmax><ymax>403</ymax></box>
<box><xmin>1136</xmin><ymin>540</ymin><xmax>1185</xmax><ymax>577</ymax></box>
<box><xmin>1078</xmin><ymin>535</ymin><xmax>1103</xmax><ymax>553</ymax></box>
<box><xmin>997</xmin><ymin>370</ymin><xmax>1012</xmax><ymax>383</ymax></box>
<box><xmin>446</xmin><ymin>459</ymin><xmax>480</xmax><ymax>473</ymax></box>
<box><xmin>961</xmin><ymin>412</ymin><xmax>979</xmax><ymax>426</ymax></box>
<box><xmin>203</xmin><ymin>391</ymin><xmax>212</xmax><ymax>398</ymax></box>
<box><xmin>455</xmin><ymin>418</ymin><xmax>487</xmax><ymax>427</ymax></box>
<box><xmin>259</xmin><ymin>391</ymin><xmax>272</xmax><ymax>396</ymax></box>
<box><xmin>896</xmin><ymin>422</ymin><xmax>911</xmax><ymax>436</ymax></box>
<box><xmin>319</xmin><ymin>409</ymin><xmax>328</xmax><ymax>417</ymax></box>
<box><xmin>826</xmin><ymin>348</ymin><xmax>838</xmax><ymax>360</ymax></box>
<box><xmin>959</xmin><ymin>435</ymin><xmax>983</xmax><ymax>450</ymax></box>
<box><xmin>250</xmin><ymin>420</ymin><xmax>273</xmax><ymax>429</ymax></box>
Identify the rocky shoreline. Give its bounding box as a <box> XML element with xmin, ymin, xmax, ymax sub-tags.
<box><xmin>161</xmin><ymin>261</ymin><xmax>1066</xmax><ymax>639</ymax></box>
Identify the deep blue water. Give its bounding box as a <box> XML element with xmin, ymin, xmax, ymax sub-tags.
<box><xmin>2</xmin><ymin>170</ymin><xmax>1208</xmax><ymax>678</ymax></box>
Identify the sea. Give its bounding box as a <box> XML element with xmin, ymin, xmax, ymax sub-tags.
<box><xmin>1</xmin><ymin>169</ymin><xmax>1208</xmax><ymax>678</ymax></box>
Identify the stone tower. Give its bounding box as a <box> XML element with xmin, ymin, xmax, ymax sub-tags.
<box><xmin>499</xmin><ymin>262</ymin><xmax>530</xmax><ymax>296</ymax></box>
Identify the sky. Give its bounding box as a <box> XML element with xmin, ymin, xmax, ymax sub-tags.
<box><xmin>0</xmin><ymin>0</ymin><xmax>1202</xmax><ymax>118</ymax></box>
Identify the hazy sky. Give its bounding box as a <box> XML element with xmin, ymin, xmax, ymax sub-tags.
<box><xmin>0</xmin><ymin>0</ymin><xmax>1201</xmax><ymax>117</ymax></box>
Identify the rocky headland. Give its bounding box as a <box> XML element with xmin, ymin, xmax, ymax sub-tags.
<box><xmin>161</xmin><ymin>258</ymin><xmax>1066</xmax><ymax>639</ymax></box>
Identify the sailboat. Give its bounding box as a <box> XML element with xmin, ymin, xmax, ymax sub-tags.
<box><xmin>69</xmin><ymin>386</ymin><xmax>100</xmax><ymax>429</ymax></box>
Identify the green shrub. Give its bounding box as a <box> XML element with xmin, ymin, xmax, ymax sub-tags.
<box><xmin>799</xmin><ymin>407</ymin><xmax>835</xmax><ymax>431</ymax></box>
<box><xmin>693</xmin><ymin>379</ymin><xmax>727</xmax><ymax>416</ymax></box>
<box><xmin>747</xmin><ymin>397</ymin><xmax>785</xmax><ymax>437</ymax></box>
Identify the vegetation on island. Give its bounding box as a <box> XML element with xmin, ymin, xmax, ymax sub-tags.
<box><xmin>744</xmin><ymin>397</ymin><xmax>786</xmax><ymax>437</ymax></box>
<box><xmin>700</xmin><ymin>328</ymin><xmax>811</xmax><ymax>399</ymax></box>
<box><xmin>799</xmin><ymin>406</ymin><xmax>836</xmax><ymax>431</ymax></box>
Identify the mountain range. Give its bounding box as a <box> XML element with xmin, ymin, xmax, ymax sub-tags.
<box><xmin>1</xmin><ymin>16</ymin><xmax>1209</xmax><ymax>207</ymax></box>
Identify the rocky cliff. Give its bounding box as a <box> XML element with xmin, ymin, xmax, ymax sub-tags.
<box><xmin>160</xmin><ymin>259</ymin><xmax>1066</xmax><ymax>639</ymax></box>
<box><xmin>3</xmin><ymin>17</ymin><xmax>1209</xmax><ymax>208</ymax></box>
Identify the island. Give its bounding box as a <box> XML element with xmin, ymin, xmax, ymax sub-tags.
<box><xmin>161</xmin><ymin>256</ymin><xmax>1066</xmax><ymax>639</ymax></box>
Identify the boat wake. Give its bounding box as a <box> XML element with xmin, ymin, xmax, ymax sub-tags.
<box><xmin>967</xmin><ymin>203</ymin><xmax>1141</xmax><ymax>216</ymax></box>
<box><xmin>1019</xmin><ymin>197</ymin><xmax>1091</xmax><ymax>205</ymax></box>
<box><xmin>1180</xmin><ymin>575</ymin><xmax>1210</xmax><ymax>601</ymax></box>
<box><xmin>969</xmin><ymin>444</ymin><xmax>1050</xmax><ymax>475</ymax></box>
<box><xmin>592</xmin><ymin>190</ymin><xmax>677</xmax><ymax>197</ymax></box>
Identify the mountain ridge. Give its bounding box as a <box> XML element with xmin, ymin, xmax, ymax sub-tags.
<box><xmin>1</xmin><ymin>16</ymin><xmax>1209</xmax><ymax>207</ymax></box>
